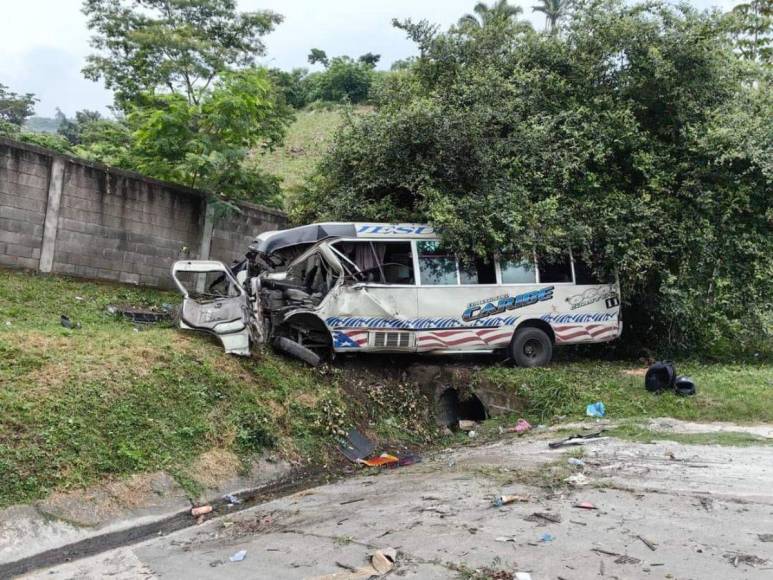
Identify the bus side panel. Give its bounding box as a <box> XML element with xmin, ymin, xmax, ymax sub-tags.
<box><xmin>541</xmin><ymin>283</ymin><xmax>621</xmax><ymax>344</ymax></box>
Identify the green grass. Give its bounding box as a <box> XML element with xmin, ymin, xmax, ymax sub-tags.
<box><xmin>0</xmin><ymin>269</ymin><xmax>435</xmax><ymax>508</ymax></box>
<box><xmin>481</xmin><ymin>360</ymin><xmax>773</xmax><ymax>424</ymax></box>
<box><xmin>608</xmin><ymin>423</ymin><xmax>773</xmax><ymax>447</ymax></box>
<box><xmin>254</xmin><ymin>105</ymin><xmax>367</xmax><ymax>202</ymax></box>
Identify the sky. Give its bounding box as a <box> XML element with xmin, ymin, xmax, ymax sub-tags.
<box><xmin>0</xmin><ymin>0</ymin><xmax>738</xmax><ymax>118</ymax></box>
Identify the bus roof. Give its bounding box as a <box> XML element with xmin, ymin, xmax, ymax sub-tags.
<box><xmin>250</xmin><ymin>222</ymin><xmax>436</xmax><ymax>255</ymax></box>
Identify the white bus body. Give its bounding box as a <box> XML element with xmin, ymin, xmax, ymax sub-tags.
<box><xmin>172</xmin><ymin>223</ymin><xmax>622</xmax><ymax>366</ymax></box>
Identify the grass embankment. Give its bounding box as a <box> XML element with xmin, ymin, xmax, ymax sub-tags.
<box><xmin>1</xmin><ymin>269</ymin><xmax>771</xmax><ymax>508</ymax></box>
<box><xmin>254</xmin><ymin>105</ymin><xmax>366</xmax><ymax>201</ymax></box>
<box><xmin>0</xmin><ymin>269</ymin><xmax>434</xmax><ymax>508</ymax></box>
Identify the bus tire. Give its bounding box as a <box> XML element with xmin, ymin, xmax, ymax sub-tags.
<box><xmin>510</xmin><ymin>327</ymin><xmax>552</xmax><ymax>368</ymax></box>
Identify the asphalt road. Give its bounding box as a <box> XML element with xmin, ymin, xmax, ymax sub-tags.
<box><xmin>26</xmin><ymin>422</ymin><xmax>773</xmax><ymax>579</ymax></box>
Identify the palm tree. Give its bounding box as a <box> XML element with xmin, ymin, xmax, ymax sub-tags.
<box><xmin>458</xmin><ymin>1</ymin><xmax>524</xmax><ymax>29</ymax></box>
<box><xmin>532</xmin><ymin>0</ymin><xmax>572</xmax><ymax>34</ymax></box>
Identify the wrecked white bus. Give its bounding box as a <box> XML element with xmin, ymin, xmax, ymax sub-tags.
<box><xmin>172</xmin><ymin>223</ymin><xmax>621</xmax><ymax>367</ymax></box>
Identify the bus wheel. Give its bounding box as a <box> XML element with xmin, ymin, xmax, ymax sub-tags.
<box><xmin>510</xmin><ymin>327</ymin><xmax>552</xmax><ymax>367</ymax></box>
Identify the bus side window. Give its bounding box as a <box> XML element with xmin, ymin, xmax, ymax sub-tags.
<box><xmin>418</xmin><ymin>241</ymin><xmax>458</xmax><ymax>285</ymax></box>
<box><xmin>500</xmin><ymin>256</ymin><xmax>537</xmax><ymax>284</ymax></box>
<box><xmin>459</xmin><ymin>256</ymin><xmax>497</xmax><ymax>284</ymax></box>
<box><xmin>333</xmin><ymin>241</ymin><xmax>415</xmax><ymax>284</ymax></box>
<box><xmin>538</xmin><ymin>252</ymin><xmax>573</xmax><ymax>283</ymax></box>
<box><xmin>574</xmin><ymin>254</ymin><xmax>614</xmax><ymax>285</ymax></box>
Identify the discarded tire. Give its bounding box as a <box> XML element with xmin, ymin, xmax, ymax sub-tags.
<box><xmin>674</xmin><ymin>375</ymin><xmax>696</xmax><ymax>396</ymax></box>
<box><xmin>644</xmin><ymin>361</ymin><xmax>676</xmax><ymax>392</ymax></box>
<box><xmin>510</xmin><ymin>327</ymin><xmax>552</xmax><ymax>368</ymax></box>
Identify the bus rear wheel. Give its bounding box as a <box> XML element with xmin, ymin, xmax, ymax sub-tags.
<box><xmin>510</xmin><ymin>327</ymin><xmax>552</xmax><ymax>367</ymax></box>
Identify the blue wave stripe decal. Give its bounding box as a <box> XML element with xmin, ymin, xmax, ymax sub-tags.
<box><xmin>325</xmin><ymin>316</ymin><xmax>519</xmax><ymax>330</ymax></box>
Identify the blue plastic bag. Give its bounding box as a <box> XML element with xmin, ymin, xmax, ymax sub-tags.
<box><xmin>585</xmin><ymin>401</ymin><xmax>606</xmax><ymax>418</ymax></box>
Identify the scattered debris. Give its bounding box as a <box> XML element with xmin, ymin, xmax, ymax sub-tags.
<box><xmin>570</xmin><ymin>520</ymin><xmax>588</xmax><ymax>526</ymax></box>
<box><xmin>592</xmin><ymin>548</ymin><xmax>621</xmax><ymax>557</ymax></box>
<box><xmin>698</xmin><ymin>497</ymin><xmax>714</xmax><ymax>512</ymax></box>
<box><xmin>306</xmin><ymin>548</ymin><xmax>396</xmax><ymax>580</ymax></box>
<box><xmin>191</xmin><ymin>505</ymin><xmax>213</xmax><ymax>517</ymax></box>
<box><xmin>359</xmin><ymin>453</ymin><xmax>399</xmax><ymax>468</ymax></box>
<box><xmin>458</xmin><ymin>419</ymin><xmax>478</xmax><ymax>431</ymax></box>
<box><xmin>565</xmin><ymin>473</ymin><xmax>591</xmax><ymax>486</ymax></box>
<box><xmin>515</xmin><ymin>573</ymin><xmax>532</xmax><ymax>580</ymax></box>
<box><xmin>548</xmin><ymin>431</ymin><xmax>607</xmax><ymax>449</ymax></box>
<box><xmin>340</xmin><ymin>498</ymin><xmax>365</xmax><ymax>505</ymax></box>
<box><xmin>759</xmin><ymin>533</ymin><xmax>773</xmax><ymax>542</ymax></box>
<box><xmin>567</xmin><ymin>457</ymin><xmax>586</xmax><ymax>467</ymax></box>
<box><xmin>724</xmin><ymin>553</ymin><xmax>768</xmax><ymax>567</ymax></box>
<box><xmin>107</xmin><ymin>304</ymin><xmax>170</xmax><ymax>323</ymax></box>
<box><xmin>623</xmin><ymin>368</ymin><xmax>647</xmax><ymax>377</ymax></box>
<box><xmin>637</xmin><ymin>535</ymin><xmax>657</xmax><ymax>551</ymax></box>
<box><xmin>500</xmin><ymin>418</ymin><xmax>532</xmax><ymax>434</ymax></box>
<box><xmin>398</xmin><ymin>452</ymin><xmax>422</xmax><ymax>467</ymax></box>
<box><xmin>614</xmin><ymin>555</ymin><xmax>641</xmax><ymax>565</ymax></box>
<box><xmin>645</xmin><ymin>361</ymin><xmax>676</xmax><ymax>392</ymax></box>
<box><xmin>338</xmin><ymin>429</ymin><xmax>375</xmax><ymax>463</ymax></box>
<box><xmin>526</xmin><ymin>512</ymin><xmax>562</xmax><ymax>524</ymax></box>
<box><xmin>585</xmin><ymin>401</ymin><xmax>606</xmax><ymax>418</ymax></box>
<box><xmin>468</xmin><ymin>430</ymin><xmax>477</xmax><ymax>438</ymax></box>
<box><xmin>573</xmin><ymin>501</ymin><xmax>597</xmax><ymax>510</ymax></box>
<box><xmin>60</xmin><ymin>314</ymin><xmax>80</xmax><ymax>329</ymax></box>
<box><xmin>492</xmin><ymin>494</ymin><xmax>529</xmax><ymax>508</ymax></box>
<box><xmin>229</xmin><ymin>550</ymin><xmax>247</xmax><ymax>562</ymax></box>
<box><xmin>674</xmin><ymin>375</ymin><xmax>696</xmax><ymax>396</ymax></box>
<box><xmin>224</xmin><ymin>494</ymin><xmax>241</xmax><ymax>505</ymax></box>
<box><xmin>495</xmin><ymin>536</ymin><xmax>516</xmax><ymax>542</ymax></box>
<box><xmin>540</xmin><ymin>532</ymin><xmax>556</xmax><ymax>543</ymax></box>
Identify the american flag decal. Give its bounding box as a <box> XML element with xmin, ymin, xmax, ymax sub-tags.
<box><xmin>417</xmin><ymin>327</ymin><xmax>515</xmax><ymax>351</ymax></box>
<box><xmin>553</xmin><ymin>324</ymin><xmax>619</xmax><ymax>343</ymax></box>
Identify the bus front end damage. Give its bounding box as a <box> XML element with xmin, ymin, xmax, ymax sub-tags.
<box><xmin>172</xmin><ymin>224</ymin><xmax>353</xmax><ymax>365</ymax></box>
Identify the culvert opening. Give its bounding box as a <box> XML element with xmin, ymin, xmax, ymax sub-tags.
<box><xmin>436</xmin><ymin>387</ymin><xmax>488</xmax><ymax>427</ymax></box>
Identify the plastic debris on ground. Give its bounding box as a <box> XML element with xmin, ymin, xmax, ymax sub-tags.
<box><xmin>224</xmin><ymin>494</ymin><xmax>241</xmax><ymax>505</ymax></box>
<box><xmin>468</xmin><ymin>430</ymin><xmax>477</xmax><ymax>438</ymax></box>
<box><xmin>495</xmin><ymin>536</ymin><xmax>516</xmax><ymax>542</ymax></box>
<box><xmin>60</xmin><ymin>314</ymin><xmax>81</xmax><ymax>329</ymax></box>
<box><xmin>515</xmin><ymin>574</ymin><xmax>533</xmax><ymax>580</ymax></box>
<box><xmin>338</xmin><ymin>429</ymin><xmax>376</xmax><ymax>462</ymax></box>
<box><xmin>585</xmin><ymin>401</ymin><xmax>606</xmax><ymax>418</ymax></box>
<box><xmin>306</xmin><ymin>548</ymin><xmax>396</xmax><ymax>579</ymax></box>
<box><xmin>540</xmin><ymin>532</ymin><xmax>556</xmax><ymax>543</ymax></box>
<box><xmin>229</xmin><ymin>550</ymin><xmax>247</xmax><ymax>562</ymax></box>
<box><xmin>567</xmin><ymin>457</ymin><xmax>585</xmax><ymax>467</ymax></box>
<box><xmin>359</xmin><ymin>453</ymin><xmax>399</xmax><ymax>468</ymax></box>
<box><xmin>491</xmin><ymin>494</ymin><xmax>529</xmax><ymax>507</ymax></box>
<box><xmin>191</xmin><ymin>505</ymin><xmax>213</xmax><ymax>517</ymax></box>
<box><xmin>500</xmin><ymin>418</ymin><xmax>532</xmax><ymax>434</ymax></box>
<box><xmin>458</xmin><ymin>419</ymin><xmax>477</xmax><ymax>431</ymax></box>
<box><xmin>573</xmin><ymin>501</ymin><xmax>597</xmax><ymax>510</ymax></box>
<box><xmin>548</xmin><ymin>431</ymin><xmax>607</xmax><ymax>449</ymax></box>
<box><xmin>565</xmin><ymin>473</ymin><xmax>591</xmax><ymax>486</ymax></box>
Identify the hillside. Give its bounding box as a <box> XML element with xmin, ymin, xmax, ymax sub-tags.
<box><xmin>254</xmin><ymin>105</ymin><xmax>368</xmax><ymax>202</ymax></box>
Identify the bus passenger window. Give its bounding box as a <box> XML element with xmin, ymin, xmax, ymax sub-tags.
<box><xmin>574</xmin><ymin>254</ymin><xmax>614</xmax><ymax>285</ymax></box>
<box><xmin>460</xmin><ymin>257</ymin><xmax>497</xmax><ymax>284</ymax></box>
<box><xmin>500</xmin><ymin>257</ymin><xmax>537</xmax><ymax>284</ymax></box>
<box><xmin>333</xmin><ymin>241</ymin><xmax>415</xmax><ymax>284</ymax></box>
<box><xmin>418</xmin><ymin>241</ymin><xmax>458</xmax><ymax>285</ymax></box>
<box><xmin>538</xmin><ymin>252</ymin><xmax>573</xmax><ymax>283</ymax></box>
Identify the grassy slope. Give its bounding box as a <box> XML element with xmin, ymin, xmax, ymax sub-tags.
<box><xmin>254</xmin><ymin>105</ymin><xmax>366</xmax><ymax>201</ymax></box>
<box><xmin>1</xmin><ymin>269</ymin><xmax>771</xmax><ymax>508</ymax></box>
<box><xmin>0</xmin><ymin>269</ymin><xmax>436</xmax><ymax>508</ymax></box>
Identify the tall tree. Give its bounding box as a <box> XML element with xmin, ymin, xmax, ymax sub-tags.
<box><xmin>458</xmin><ymin>0</ymin><xmax>523</xmax><ymax>29</ymax></box>
<box><xmin>358</xmin><ymin>52</ymin><xmax>381</xmax><ymax>68</ymax></box>
<box><xmin>532</xmin><ymin>0</ymin><xmax>572</xmax><ymax>33</ymax></box>
<box><xmin>82</xmin><ymin>0</ymin><xmax>283</xmax><ymax>109</ymax></box>
<box><xmin>308</xmin><ymin>48</ymin><xmax>329</xmax><ymax>67</ymax></box>
<box><xmin>729</xmin><ymin>0</ymin><xmax>772</xmax><ymax>65</ymax></box>
<box><xmin>0</xmin><ymin>83</ymin><xmax>37</xmax><ymax>127</ymax></box>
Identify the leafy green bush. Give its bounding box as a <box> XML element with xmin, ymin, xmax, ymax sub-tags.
<box><xmin>296</xmin><ymin>0</ymin><xmax>772</xmax><ymax>356</ymax></box>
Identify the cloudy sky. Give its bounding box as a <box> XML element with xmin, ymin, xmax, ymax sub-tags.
<box><xmin>1</xmin><ymin>0</ymin><xmax>737</xmax><ymax>117</ymax></box>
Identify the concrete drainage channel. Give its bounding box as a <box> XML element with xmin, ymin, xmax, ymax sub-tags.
<box><xmin>0</xmin><ymin>469</ymin><xmax>340</xmax><ymax>579</ymax></box>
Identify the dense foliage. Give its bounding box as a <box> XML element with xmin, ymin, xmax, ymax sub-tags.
<box><xmin>295</xmin><ymin>0</ymin><xmax>772</xmax><ymax>356</ymax></box>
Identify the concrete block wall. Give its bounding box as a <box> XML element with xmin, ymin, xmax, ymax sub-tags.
<box><xmin>209</xmin><ymin>201</ymin><xmax>287</xmax><ymax>266</ymax></box>
<box><xmin>0</xmin><ymin>144</ymin><xmax>49</xmax><ymax>270</ymax></box>
<box><xmin>0</xmin><ymin>137</ymin><xmax>287</xmax><ymax>288</ymax></box>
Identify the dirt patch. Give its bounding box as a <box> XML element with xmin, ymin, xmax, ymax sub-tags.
<box><xmin>187</xmin><ymin>450</ymin><xmax>242</xmax><ymax>489</ymax></box>
<box><xmin>37</xmin><ymin>472</ymin><xmax>188</xmax><ymax>527</ymax></box>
